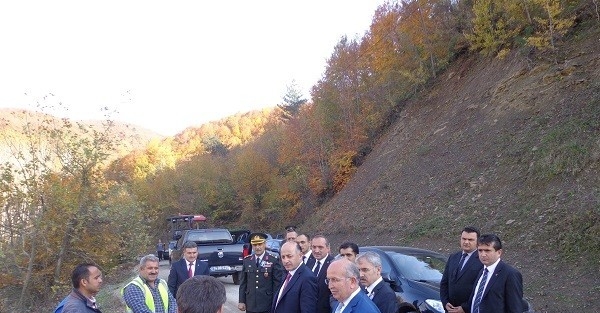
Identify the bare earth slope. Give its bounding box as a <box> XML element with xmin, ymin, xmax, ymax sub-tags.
<box><xmin>307</xmin><ymin>28</ymin><xmax>600</xmax><ymax>312</ymax></box>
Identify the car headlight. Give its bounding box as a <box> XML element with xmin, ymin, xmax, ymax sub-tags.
<box><xmin>424</xmin><ymin>299</ymin><xmax>444</xmax><ymax>313</ymax></box>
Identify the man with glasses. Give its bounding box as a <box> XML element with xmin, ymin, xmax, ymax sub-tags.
<box><xmin>327</xmin><ymin>258</ymin><xmax>381</xmax><ymax>313</ymax></box>
<box><xmin>356</xmin><ymin>252</ymin><xmax>398</xmax><ymax>313</ymax></box>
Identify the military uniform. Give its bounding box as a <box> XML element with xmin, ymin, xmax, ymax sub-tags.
<box><xmin>238</xmin><ymin>233</ymin><xmax>283</xmax><ymax>313</ymax></box>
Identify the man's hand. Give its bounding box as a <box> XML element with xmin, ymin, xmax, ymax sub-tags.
<box><xmin>445</xmin><ymin>303</ymin><xmax>465</xmax><ymax>313</ymax></box>
<box><xmin>238</xmin><ymin>303</ymin><xmax>246</xmax><ymax>311</ymax></box>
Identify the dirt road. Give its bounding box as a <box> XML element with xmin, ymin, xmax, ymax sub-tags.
<box><xmin>158</xmin><ymin>260</ymin><xmax>241</xmax><ymax>313</ymax></box>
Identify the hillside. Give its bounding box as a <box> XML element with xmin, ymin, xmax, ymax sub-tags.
<box><xmin>306</xmin><ymin>27</ymin><xmax>600</xmax><ymax>312</ymax></box>
<box><xmin>0</xmin><ymin>108</ymin><xmax>161</xmax><ymax>161</ymax></box>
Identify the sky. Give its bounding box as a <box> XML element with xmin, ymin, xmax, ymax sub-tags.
<box><xmin>0</xmin><ymin>1</ymin><xmax>387</xmax><ymax>136</ymax></box>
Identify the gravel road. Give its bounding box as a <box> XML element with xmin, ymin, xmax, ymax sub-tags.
<box><xmin>158</xmin><ymin>260</ymin><xmax>241</xmax><ymax>313</ymax></box>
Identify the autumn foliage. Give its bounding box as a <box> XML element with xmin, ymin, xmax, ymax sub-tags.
<box><xmin>0</xmin><ymin>0</ymin><xmax>595</xmax><ymax>311</ymax></box>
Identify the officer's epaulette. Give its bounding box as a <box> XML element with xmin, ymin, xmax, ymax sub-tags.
<box><xmin>266</xmin><ymin>251</ymin><xmax>279</xmax><ymax>258</ymax></box>
<box><xmin>244</xmin><ymin>254</ymin><xmax>253</xmax><ymax>259</ymax></box>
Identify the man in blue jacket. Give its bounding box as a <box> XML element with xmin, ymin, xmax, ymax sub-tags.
<box><xmin>328</xmin><ymin>258</ymin><xmax>381</xmax><ymax>313</ymax></box>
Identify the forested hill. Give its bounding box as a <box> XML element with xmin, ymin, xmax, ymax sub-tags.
<box><xmin>305</xmin><ymin>25</ymin><xmax>600</xmax><ymax>313</ymax></box>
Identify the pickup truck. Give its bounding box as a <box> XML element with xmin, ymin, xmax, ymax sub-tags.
<box><xmin>170</xmin><ymin>228</ymin><xmax>250</xmax><ymax>284</ymax></box>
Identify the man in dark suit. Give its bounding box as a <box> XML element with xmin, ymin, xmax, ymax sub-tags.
<box><xmin>272</xmin><ymin>241</ymin><xmax>317</xmax><ymax>313</ymax></box>
<box><xmin>338</xmin><ymin>242</ymin><xmax>359</xmax><ymax>263</ymax></box>
<box><xmin>295</xmin><ymin>233</ymin><xmax>314</xmax><ymax>265</ymax></box>
<box><xmin>440</xmin><ymin>226</ymin><xmax>483</xmax><ymax>313</ymax></box>
<box><xmin>167</xmin><ymin>240</ymin><xmax>210</xmax><ymax>297</ymax></box>
<box><xmin>464</xmin><ymin>234</ymin><xmax>524</xmax><ymax>313</ymax></box>
<box><xmin>305</xmin><ymin>234</ymin><xmax>334</xmax><ymax>313</ymax></box>
<box><xmin>238</xmin><ymin>232</ymin><xmax>283</xmax><ymax>313</ymax></box>
<box><xmin>356</xmin><ymin>251</ymin><xmax>398</xmax><ymax>313</ymax></box>
<box><xmin>328</xmin><ymin>258</ymin><xmax>381</xmax><ymax>313</ymax></box>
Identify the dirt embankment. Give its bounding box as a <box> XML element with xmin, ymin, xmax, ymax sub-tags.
<box><xmin>306</xmin><ymin>27</ymin><xmax>600</xmax><ymax>313</ymax></box>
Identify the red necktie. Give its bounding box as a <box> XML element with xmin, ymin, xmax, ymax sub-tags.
<box><xmin>188</xmin><ymin>262</ymin><xmax>193</xmax><ymax>278</ymax></box>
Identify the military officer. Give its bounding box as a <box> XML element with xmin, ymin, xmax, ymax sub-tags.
<box><xmin>238</xmin><ymin>232</ymin><xmax>283</xmax><ymax>313</ymax></box>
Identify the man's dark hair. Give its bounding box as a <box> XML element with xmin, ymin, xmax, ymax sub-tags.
<box><xmin>71</xmin><ymin>263</ymin><xmax>96</xmax><ymax>288</ymax></box>
<box><xmin>177</xmin><ymin>276</ymin><xmax>226</xmax><ymax>313</ymax></box>
<box><xmin>338</xmin><ymin>242</ymin><xmax>359</xmax><ymax>255</ymax></box>
<box><xmin>463</xmin><ymin>226</ymin><xmax>480</xmax><ymax>238</ymax></box>
<box><xmin>478</xmin><ymin>234</ymin><xmax>502</xmax><ymax>250</ymax></box>
<box><xmin>183</xmin><ymin>241</ymin><xmax>198</xmax><ymax>249</ymax></box>
<box><xmin>297</xmin><ymin>233</ymin><xmax>311</xmax><ymax>241</ymax></box>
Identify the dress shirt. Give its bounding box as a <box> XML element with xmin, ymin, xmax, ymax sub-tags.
<box><xmin>276</xmin><ymin>265</ymin><xmax>299</xmax><ymax>305</ymax></box>
<box><xmin>338</xmin><ymin>288</ymin><xmax>362</xmax><ymax>310</ymax></box>
<box><xmin>471</xmin><ymin>258</ymin><xmax>500</xmax><ymax>310</ymax></box>
<box><xmin>303</xmin><ymin>251</ymin><xmax>312</xmax><ymax>264</ymax></box>
<box><xmin>460</xmin><ymin>251</ymin><xmax>475</xmax><ymax>270</ymax></box>
<box><xmin>365</xmin><ymin>276</ymin><xmax>384</xmax><ymax>298</ymax></box>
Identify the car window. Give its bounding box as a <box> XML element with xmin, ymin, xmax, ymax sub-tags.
<box><xmin>386</xmin><ymin>251</ymin><xmax>445</xmax><ymax>282</ymax></box>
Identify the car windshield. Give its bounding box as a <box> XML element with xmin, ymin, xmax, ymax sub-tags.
<box><xmin>188</xmin><ymin>230</ymin><xmax>233</xmax><ymax>244</ymax></box>
<box><xmin>385</xmin><ymin>250</ymin><xmax>446</xmax><ymax>282</ymax></box>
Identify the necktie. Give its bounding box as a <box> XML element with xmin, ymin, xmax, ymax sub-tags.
<box><xmin>276</xmin><ymin>273</ymin><xmax>292</xmax><ymax>307</ymax></box>
<box><xmin>188</xmin><ymin>262</ymin><xmax>193</xmax><ymax>278</ymax></box>
<box><xmin>472</xmin><ymin>268</ymin><xmax>489</xmax><ymax>313</ymax></box>
<box><xmin>302</xmin><ymin>255</ymin><xmax>306</xmax><ymax>263</ymax></box>
<box><xmin>313</xmin><ymin>261</ymin><xmax>321</xmax><ymax>275</ymax></box>
<box><xmin>256</xmin><ymin>256</ymin><xmax>261</xmax><ymax>267</ymax></box>
<box><xmin>334</xmin><ymin>302</ymin><xmax>344</xmax><ymax>313</ymax></box>
<box><xmin>456</xmin><ymin>253</ymin><xmax>468</xmax><ymax>275</ymax></box>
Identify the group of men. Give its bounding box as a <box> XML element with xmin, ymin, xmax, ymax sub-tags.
<box><xmin>57</xmin><ymin>225</ymin><xmax>524</xmax><ymax>313</ymax></box>
<box><xmin>238</xmin><ymin>228</ymin><xmax>392</xmax><ymax>313</ymax></box>
<box><xmin>239</xmin><ymin>226</ymin><xmax>525</xmax><ymax>313</ymax></box>
<box><xmin>58</xmin><ymin>241</ymin><xmax>225</xmax><ymax>313</ymax></box>
<box><xmin>440</xmin><ymin>226</ymin><xmax>525</xmax><ymax>313</ymax></box>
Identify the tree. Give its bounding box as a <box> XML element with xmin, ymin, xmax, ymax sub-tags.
<box><xmin>278</xmin><ymin>80</ymin><xmax>307</xmax><ymax>120</ymax></box>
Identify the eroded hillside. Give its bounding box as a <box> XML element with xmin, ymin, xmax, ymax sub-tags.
<box><xmin>308</xmin><ymin>27</ymin><xmax>600</xmax><ymax>312</ymax></box>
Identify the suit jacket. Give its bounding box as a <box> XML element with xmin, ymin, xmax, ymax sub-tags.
<box><xmin>167</xmin><ymin>258</ymin><xmax>210</xmax><ymax>296</ymax></box>
<box><xmin>331</xmin><ymin>291</ymin><xmax>382</xmax><ymax>313</ymax></box>
<box><xmin>440</xmin><ymin>251</ymin><xmax>483</xmax><ymax>310</ymax></box>
<box><xmin>463</xmin><ymin>260</ymin><xmax>523</xmax><ymax>313</ymax></box>
<box><xmin>306</xmin><ymin>255</ymin><xmax>335</xmax><ymax>313</ymax></box>
<box><xmin>271</xmin><ymin>263</ymin><xmax>318</xmax><ymax>313</ymax></box>
<box><xmin>370</xmin><ymin>280</ymin><xmax>399</xmax><ymax>313</ymax></box>
<box><xmin>238</xmin><ymin>251</ymin><xmax>283</xmax><ymax>312</ymax></box>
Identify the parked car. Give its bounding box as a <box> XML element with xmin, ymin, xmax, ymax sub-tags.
<box><xmin>360</xmin><ymin>246</ymin><xmax>446</xmax><ymax>313</ymax></box>
<box><xmin>361</xmin><ymin>246</ymin><xmax>534</xmax><ymax>313</ymax></box>
<box><xmin>265</xmin><ymin>238</ymin><xmax>284</xmax><ymax>255</ymax></box>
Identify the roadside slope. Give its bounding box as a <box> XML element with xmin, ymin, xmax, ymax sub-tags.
<box><xmin>307</xmin><ymin>28</ymin><xmax>600</xmax><ymax>313</ymax></box>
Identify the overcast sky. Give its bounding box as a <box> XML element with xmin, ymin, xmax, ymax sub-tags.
<box><xmin>0</xmin><ymin>1</ymin><xmax>387</xmax><ymax>135</ymax></box>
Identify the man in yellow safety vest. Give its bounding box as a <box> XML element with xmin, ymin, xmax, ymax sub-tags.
<box><xmin>122</xmin><ymin>254</ymin><xmax>177</xmax><ymax>313</ymax></box>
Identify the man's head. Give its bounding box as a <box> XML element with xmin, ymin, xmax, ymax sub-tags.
<box><xmin>311</xmin><ymin>235</ymin><xmax>330</xmax><ymax>261</ymax></box>
<box><xmin>71</xmin><ymin>263</ymin><xmax>103</xmax><ymax>298</ymax></box>
<box><xmin>326</xmin><ymin>258</ymin><xmax>360</xmax><ymax>302</ymax></box>
<box><xmin>295</xmin><ymin>234</ymin><xmax>311</xmax><ymax>254</ymax></box>
<box><xmin>338</xmin><ymin>242</ymin><xmax>359</xmax><ymax>262</ymax></box>
<box><xmin>286</xmin><ymin>230</ymin><xmax>298</xmax><ymax>242</ymax></box>
<box><xmin>139</xmin><ymin>254</ymin><xmax>160</xmax><ymax>284</ymax></box>
<box><xmin>250</xmin><ymin>232</ymin><xmax>268</xmax><ymax>256</ymax></box>
<box><xmin>460</xmin><ymin>226</ymin><xmax>480</xmax><ymax>253</ymax></box>
<box><xmin>477</xmin><ymin>234</ymin><xmax>503</xmax><ymax>266</ymax></box>
<box><xmin>356</xmin><ymin>251</ymin><xmax>382</xmax><ymax>288</ymax></box>
<box><xmin>177</xmin><ymin>275</ymin><xmax>226</xmax><ymax>313</ymax></box>
<box><xmin>182</xmin><ymin>241</ymin><xmax>199</xmax><ymax>263</ymax></box>
<box><xmin>279</xmin><ymin>241</ymin><xmax>303</xmax><ymax>271</ymax></box>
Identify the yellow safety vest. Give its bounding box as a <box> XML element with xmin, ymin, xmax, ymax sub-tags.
<box><xmin>122</xmin><ymin>276</ymin><xmax>169</xmax><ymax>313</ymax></box>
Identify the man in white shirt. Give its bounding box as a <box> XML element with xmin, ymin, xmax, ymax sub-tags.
<box><xmin>356</xmin><ymin>252</ymin><xmax>398</xmax><ymax>313</ymax></box>
<box><xmin>295</xmin><ymin>233</ymin><xmax>313</xmax><ymax>264</ymax></box>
